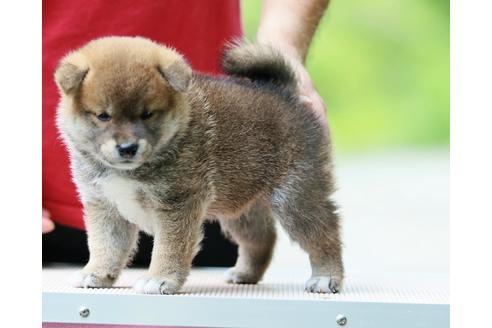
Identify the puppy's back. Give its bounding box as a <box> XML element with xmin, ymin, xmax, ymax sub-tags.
<box><xmin>189</xmin><ymin>73</ymin><xmax>330</xmax><ymax>204</ymax></box>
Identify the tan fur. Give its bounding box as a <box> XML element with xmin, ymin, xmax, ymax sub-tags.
<box><xmin>55</xmin><ymin>36</ymin><xmax>344</xmax><ymax>295</ymax></box>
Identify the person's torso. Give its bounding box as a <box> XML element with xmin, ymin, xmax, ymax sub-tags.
<box><xmin>43</xmin><ymin>0</ymin><xmax>242</xmax><ymax>229</ymax></box>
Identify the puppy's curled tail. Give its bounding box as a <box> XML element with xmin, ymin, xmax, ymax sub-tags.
<box><xmin>222</xmin><ymin>41</ymin><xmax>298</xmax><ymax>93</ymax></box>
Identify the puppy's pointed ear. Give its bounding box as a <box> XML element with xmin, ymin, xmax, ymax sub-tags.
<box><xmin>157</xmin><ymin>48</ymin><xmax>192</xmax><ymax>92</ymax></box>
<box><xmin>54</xmin><ymin>61</ymin><xmax>88</xmax><ymax>95</ymax></box>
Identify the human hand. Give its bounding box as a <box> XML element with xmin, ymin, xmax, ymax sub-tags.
<box><xmin>256</xmin><ymin>0</ymin><xmax>330</xmax><ymax>130</ymax></box>
<box><xmin>42</xmin><ymin>208</ymin><xmax>55</xmax><ymax>234</ymax></box>
<box><xmin>286</xmin><ymin>56</ymin><xmax>328</xmax><ymax>132</ymax></box>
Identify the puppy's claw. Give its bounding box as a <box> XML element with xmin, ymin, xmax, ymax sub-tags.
<box><xmin>224</xmin><ymin>268</ymin><xmax>260</xmax><ymax>284</ymax></box>
<box><xmin>133</xmin><ymin>276</ymin><xmax>181</xmax><ymax>295</ymax></box>
<box><xmin>305</xmin><ymin>276</ymin><xmax>341</xmax><ymax>294</ymax></box>
<box><xmin>70</xmin><ymin>271</ymin><xmax>115</xmax><ymax>288</ymax></box>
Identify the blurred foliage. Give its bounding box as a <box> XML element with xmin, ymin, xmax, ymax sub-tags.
<box><xmin>242</xmin><ymin>0</ymin><xmax>449</xmax><ymax>153</ymax></box>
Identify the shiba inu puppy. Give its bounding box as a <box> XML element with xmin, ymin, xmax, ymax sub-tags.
<box><xmin>55</xmin><ymin>36</ymin><xmax>344</xmax><ymax>294</ymax></box>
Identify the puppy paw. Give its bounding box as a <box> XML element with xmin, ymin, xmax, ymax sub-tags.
<box><xmin>305</xmin><ymin>275</ymin><xmax>342</xmax><ymax>294</ymax></box>
<box><xmin>224</xmin><ymin>267</ymin><xmax>261</xmax><ymax>284</ymax></box>
<box><xmin>133</xmin><ymin>276</ymin><xmax>181</xmax><ymax>295</ymax></box>
<box><xmin>70</xmin><ymin>271</ymin><xmax>115</xmax><ymax>288</ymax></box>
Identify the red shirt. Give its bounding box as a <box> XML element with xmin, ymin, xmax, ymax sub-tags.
<box><xmin>43</xmin><ymin>0</ymin><xmax>242</xmax><ymax>230</ymax></box>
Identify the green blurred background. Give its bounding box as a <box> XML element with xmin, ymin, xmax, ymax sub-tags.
<box><xmin>242</xmin><ymin>0</ymin><xmax>449</xmax><ymax>153</ymax></box>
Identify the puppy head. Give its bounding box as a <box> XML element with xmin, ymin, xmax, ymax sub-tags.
<box><xmin>55</xmin><ymin>36</ymin><xmax>192</xmax><ymax>170</ymax></box>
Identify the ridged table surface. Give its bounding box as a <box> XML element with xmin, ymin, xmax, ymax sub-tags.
<box><xmin>43</xmin><ymin>267</ymin><xmax>448</xmax><ymax>305</ymax></box>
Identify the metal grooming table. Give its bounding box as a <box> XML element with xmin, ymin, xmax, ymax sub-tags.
<box><xmin>43</xmin><ymin>267</ymin><xmax>449</xmax><ymax>327</ymax></box>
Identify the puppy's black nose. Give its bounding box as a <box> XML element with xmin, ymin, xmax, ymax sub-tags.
<box><xmin>117</xmin><ymin>142</ymin><xmax>139</xmax><ymax>159</ymax></box>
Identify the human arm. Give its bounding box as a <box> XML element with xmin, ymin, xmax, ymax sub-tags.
<box><xmin>257</xmin><ymin>0</ymin><xmax>330</xmax><ymax>127</ymax></box>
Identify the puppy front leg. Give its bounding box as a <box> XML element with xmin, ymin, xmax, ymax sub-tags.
<box><xmin>133</xmin><ymin>208</ymin><xmax>204</xmax><ymax>295</ymax></box>
<box><xmin>72</xmin><ymin>201</ymin><xmax>139</xmax><ymax>288</ymax></box>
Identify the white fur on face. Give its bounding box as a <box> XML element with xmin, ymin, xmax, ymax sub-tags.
<box><xmin>99</xmin><ymin>138</ymin><xmax>150</xmax><ymax>170</ymax></box>
<box><xmin>136</xmin><ymin>139</ymin><xmax>149</xmax><ymax>157</ymax></box>
<box><xmin>100</xmin><ymin>139</ymin><xmax>118</xmax><ymax>160</ymax></box>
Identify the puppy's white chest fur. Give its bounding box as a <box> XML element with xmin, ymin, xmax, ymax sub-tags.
<box><xmin>99</xmin><ymin>174</ymin><xmax>154</xmax><ymax>234</ymax></box>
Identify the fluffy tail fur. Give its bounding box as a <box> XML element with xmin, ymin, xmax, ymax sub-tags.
<box><xmin>222</xmin><ymin>41</ymin><xmax>298</xmax><ymax>93</ymax></box>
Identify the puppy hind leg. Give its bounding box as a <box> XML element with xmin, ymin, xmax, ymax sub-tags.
<box><xmin>272</xmin><ymin>195</ymin><xmax>344</xmax><ymax>293</ymax></box>
<box><xmin>220</xmin><ymin>201</ymin><xmax>276</xmax><ymax>284</ymax></box>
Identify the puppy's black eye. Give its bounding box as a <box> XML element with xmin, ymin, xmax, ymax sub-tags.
<box><xmin>96</xmin><ymin>112</ymin><xmax>112</xmax><ymax>122</ymax></box>
<box><xmin>141</xmin><ymin>111</ymin><xmax>154</xmax><ymax>120</ymax></box>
